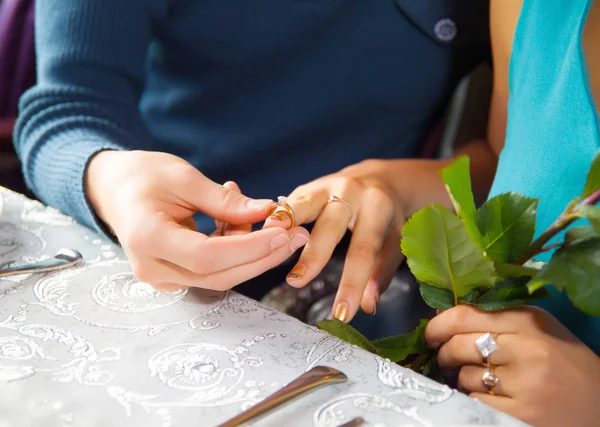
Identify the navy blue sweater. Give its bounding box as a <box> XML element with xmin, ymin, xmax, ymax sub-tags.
<box><xmin>14</xmin><ymin>0</ymin><xmax>489</xmax><ymax>233</ymax></box>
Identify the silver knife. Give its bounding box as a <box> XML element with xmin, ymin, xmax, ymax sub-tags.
<box><xmin>217</xmin><ymin>366</ymin><xmax>347</xmax><ymax>427</ymax></box>
<box><xmin>337</xmin><ymin>417</ymin><xmax>366</xmax><ymax>427</ymax></box>
<box><xmin>0</xmin><ymin>248</ymin><xmax>82</xmax><ymax>278</ymax></box>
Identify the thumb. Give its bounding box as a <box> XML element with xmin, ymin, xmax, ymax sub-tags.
<box><xmin>178</xmin><ymin>170</ymin><xmax>273</xmax><ymax>224</ymax></box>
<box><xmin>213</xmin><ymin>182</ymin><xmax>253</xmax><ymax>235</ymax></box>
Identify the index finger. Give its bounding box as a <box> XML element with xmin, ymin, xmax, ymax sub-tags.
<box><xmin>141</xmin><ymin>215</ymin><xmax>307</xmax><ymax>274</ymax></box>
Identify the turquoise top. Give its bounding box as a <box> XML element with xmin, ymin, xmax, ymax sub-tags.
<box><xmin>489</xmin><ymin>0</ymin><xmax>600</xmax><ymax>353</ymax></box>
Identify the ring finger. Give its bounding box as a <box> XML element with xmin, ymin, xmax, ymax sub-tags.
<box><xmin>332</xmin><ymin>189</ymin><xmax>394</xmax><ymax>322</ymax></box>
<box><xmin>437</xmin><ymin>333</ymin><xmax>518</xmax><ymax>368</ymax></box>
<box><xmin>458</xmin><ymin>364</ymin><xmax>514</xmax><ymax>397</ymax></box>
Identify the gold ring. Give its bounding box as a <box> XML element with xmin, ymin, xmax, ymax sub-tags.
<box><xmin>482</xmin><ymin>366</ymin><xmax>499</xmax><ymax>395</ymax></box>
<box><xmin>267</xmin><ymin>196</ymin><xmax>296</xmax><ymax>228</ymax></box>
<box><xmin>327</xmin><ymin>195</ymin><xmax>352</xmax><ymax>216</ymax></box>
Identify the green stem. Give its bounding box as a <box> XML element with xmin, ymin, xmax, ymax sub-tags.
<box><xmin>410</xmin><ymin>352</ymin><xmax>430</xmax><ymax>372</ymax></box>
<box><xmin>516</xmin><ymin>213</ymin><xmax>577</xmax><ymax>265</ymax></box>
<box><xmin>582</xmin><ymin>188</ymin><xmax>600</xmax><ymax>207</ymax></box>
<box><xmin>516</xmin><ymin>188</ymin><xmax>600</xmax><ymax>265</ymax></box>
<box><xmin>540</xmin><ymin>242</ymin><xmax>563</xmax><ymax>252</ymax></box>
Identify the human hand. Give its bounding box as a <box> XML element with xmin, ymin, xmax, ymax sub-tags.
<box><xmin>425</xmin><ymin>305</ymin><xmax>600</xmax><ymax>427</ymax></box>
<box><xmin>85</xmin><ymin>150</ymin><xmax>309</xmax><ymax>291</ymax></box>
<box><xmin>264</xmin><ymin>159</ymin><xmax>406</xmax><ymax>322</ymax></box>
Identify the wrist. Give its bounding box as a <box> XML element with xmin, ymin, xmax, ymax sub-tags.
<box><xmin>85</xmin><ymin>149</ymin><xmax>123</xmax><ymax>224</ymax></box>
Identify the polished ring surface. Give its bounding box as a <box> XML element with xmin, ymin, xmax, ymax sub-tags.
<box><xmin>267</xmin><ymin>196</ymin><xmax>296</xmax><ymax>228</ymax></box>
<box><xmin>482</xmin><ymin>368</ymin><xmax>499</xmax><ymax>394</ymax></box>
<box><xmin>327</xmin><ymin>195</ymin><xmax>352</xmax><ymax>216</ymax></box>
<box><xmin>475</xmin><ymin>333</ymin><xmax>498</xmax><ymax>366</ymax></box>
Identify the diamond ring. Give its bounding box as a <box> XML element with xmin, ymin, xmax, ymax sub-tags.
<box><xmin>475</xmin><ymin>333</ymin><xmax>498</xmax><ymax>367</ymax></box>
<box><xmin>482</xmin><ymin>367</ymin><xmax>499</xmax><ymax>395</ymax></box>
<box><xmin>267</xmin><ymin>196</ymin><xmax>296</xmax><ymax>228</ymax></box>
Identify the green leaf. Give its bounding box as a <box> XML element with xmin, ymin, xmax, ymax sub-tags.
<box><xmin>565</xmin><ymin>225</ymin><xmax>598</xmax><ymax>245</ymax></box>
<box><xmin>422</xmin><ymin>353</ymin><xmax>442</xmax><ymax>382</ymax></box>
<box><xmin>576</xmin><ymin>205</ymin><xmax>600</xmax><ymax>233</ymax></box>
<box><xmin>371</xmin><ymin>319</ymin><xmax>429</xmax><ymax>362</ymax></box>
<box><xmin>402</xmin><ymin>204</ymin><xmax>496</xmax><ymax>302</ymax></box>
<box><xmin>527</xmin><ymin>238</ymin><xmax>600</xmax><ymax>316</ymax></box>
<box><xmin>440</xmin><ymin>156</ymin><xmax>483</xmax><ymax>248</ymax></box>
<box><xmin>419</xmin><ymin>282</ymin><xmax>454</xmax><ymax>310</ymax></box>
<box><xmin>317</xmin><ymin>319</ymin><xmax>379</xmax><ymax>354</ymax></box>
<box><xmin>460</xmin><ymin>289</ymin><xmax>480</xmax><ymax>304</ymax></box>
<box><xmin>476</xmin><ymin>193</ymin><xmax>539</xmax><ymax>262</ymax></box>
<box><xmin>494</xmin><ymin>262</ymin><xmax>540</xmax><ymax>279</ymax></box>
<box><xmin>475</xmin><ymin>278</ymin><xmax>551</xmax><ymax>311</ymax></box>
<box><xmin>581</xmin><ymin>151</ymin><xmax>600</xmax><ymax>198</ymax></box>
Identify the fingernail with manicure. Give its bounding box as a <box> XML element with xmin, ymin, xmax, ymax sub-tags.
<box><xmin>270</xmin><ymin>234</ymin><xmax>290</xmax><ymax>251</ymax></box>
<box><xmin>248</xmin><ymin>199</ymin><xmax>275</xmax><ymax>210</ymax></box>
<box><xmin>291</xmin><ymin>235</ymin><xmax>308</xmax><ymax>251</ymax></box>
<box><xmin>333</xmin><ymin>302</ymin><xmax>350</xmax><ymax>323</ymax></box>
<box><xmin>287</xmin><ymin>265</ymin><xmax>306</xmax><ymax>280</ymax></box>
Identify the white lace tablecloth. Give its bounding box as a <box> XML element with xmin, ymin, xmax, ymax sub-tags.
<box><xmin>0</xmin><ymin>188</ymin><xmax>527</xmax><ymax>427</ymax></box>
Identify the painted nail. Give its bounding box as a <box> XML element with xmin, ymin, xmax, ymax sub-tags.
<box><xmin>333</xmin><ymin>302</ymin><xmax>350</xmax><ymax>323</ymax></box>
<box><xmin>287</xmin><ymin>265</ymin><xmax>306</xmax><ymax>280</ymax></box>
<box><xmin>248</xmin><ymin>199</ymin><xmax>275</xmax><ymax>210</ymax></box>
<box><xmin>270</xmin><ymin>234</ymin><xmax>290</xmax><ymax>251</ymax></box>
<box><xmin>290</xmin><ymin>234</ymin><xmax>309</xmax><ymax>250</ymax></box>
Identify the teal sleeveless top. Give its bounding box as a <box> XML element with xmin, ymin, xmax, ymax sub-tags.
<box><xmin>489</xmin><ymin>0</ymin><xmax>600</xmax><ymax>353</ymax></box>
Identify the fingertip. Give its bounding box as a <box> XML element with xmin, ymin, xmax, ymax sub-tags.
<box><xmin>286</xmin><ymin>264</ymin><xmax>307</xmax><ymax>286</ymax></box>
<box><xmin>246</xmin><ymin>198</ymin><xmax>275</xmax><ymax>211</ymax></box>
<box><xmin>359</xmin><ymin>293</ymin><xmax>378</xmax><ymax>316</ymax></box>
<box><xmin>424</xmin><ymin>318</ymin><xmax>444</xmax><ymax>349</ymax></box>
<box><xmin>332</xmin><ymin>300</ymin><xmax>359</xmax><ymax>324</ymax></box>
<box><xmin>360</xmin><ymin>279</ymin><xmax>382</xmax><ymax>315</ymax></box>
<box><xmin>332</xmin><ymin>301</ymin><xmax>350</xmax><ymax>323</ymax></box>
<box><xmin>288</xmin><ymin>226</ymin><xmax>310</xmax><ymax>238</ymax></box>
<box><xmin>223</xmin><ymin>181</ymin><xmax>241</xmax><ymax>192</ymax></box>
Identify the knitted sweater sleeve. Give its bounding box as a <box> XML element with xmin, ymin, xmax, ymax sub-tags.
<box><xmin>13</xmin><ymin>0</ymin><xmax>158</xmax><ymax>232</ymax></box>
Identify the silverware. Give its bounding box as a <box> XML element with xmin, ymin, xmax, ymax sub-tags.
<box><xmin>217</xmin><ymin>366</ymin><xmax>348</xmax><ymax>427</ymax></box>
<box><xmin>337</xmin><ymin>417</ymin><xmax>366</xmax><ymax>427</ymax></box>
<box><xmin>0</xmin><ymin>248</ymin><xmax>83</xmax><ymax>278</ymax></box>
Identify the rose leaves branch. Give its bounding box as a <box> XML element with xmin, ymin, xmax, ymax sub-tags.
<box><xmin>318</xmin><ymin>153</ymin><xmax>600</xmax><ymax>379</ymax></box>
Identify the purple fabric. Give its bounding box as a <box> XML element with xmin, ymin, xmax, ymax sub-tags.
<box><xmin>0</xmin><ymin>0</ymin><xmax>36</xmax><ymax>119</ymax></box>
